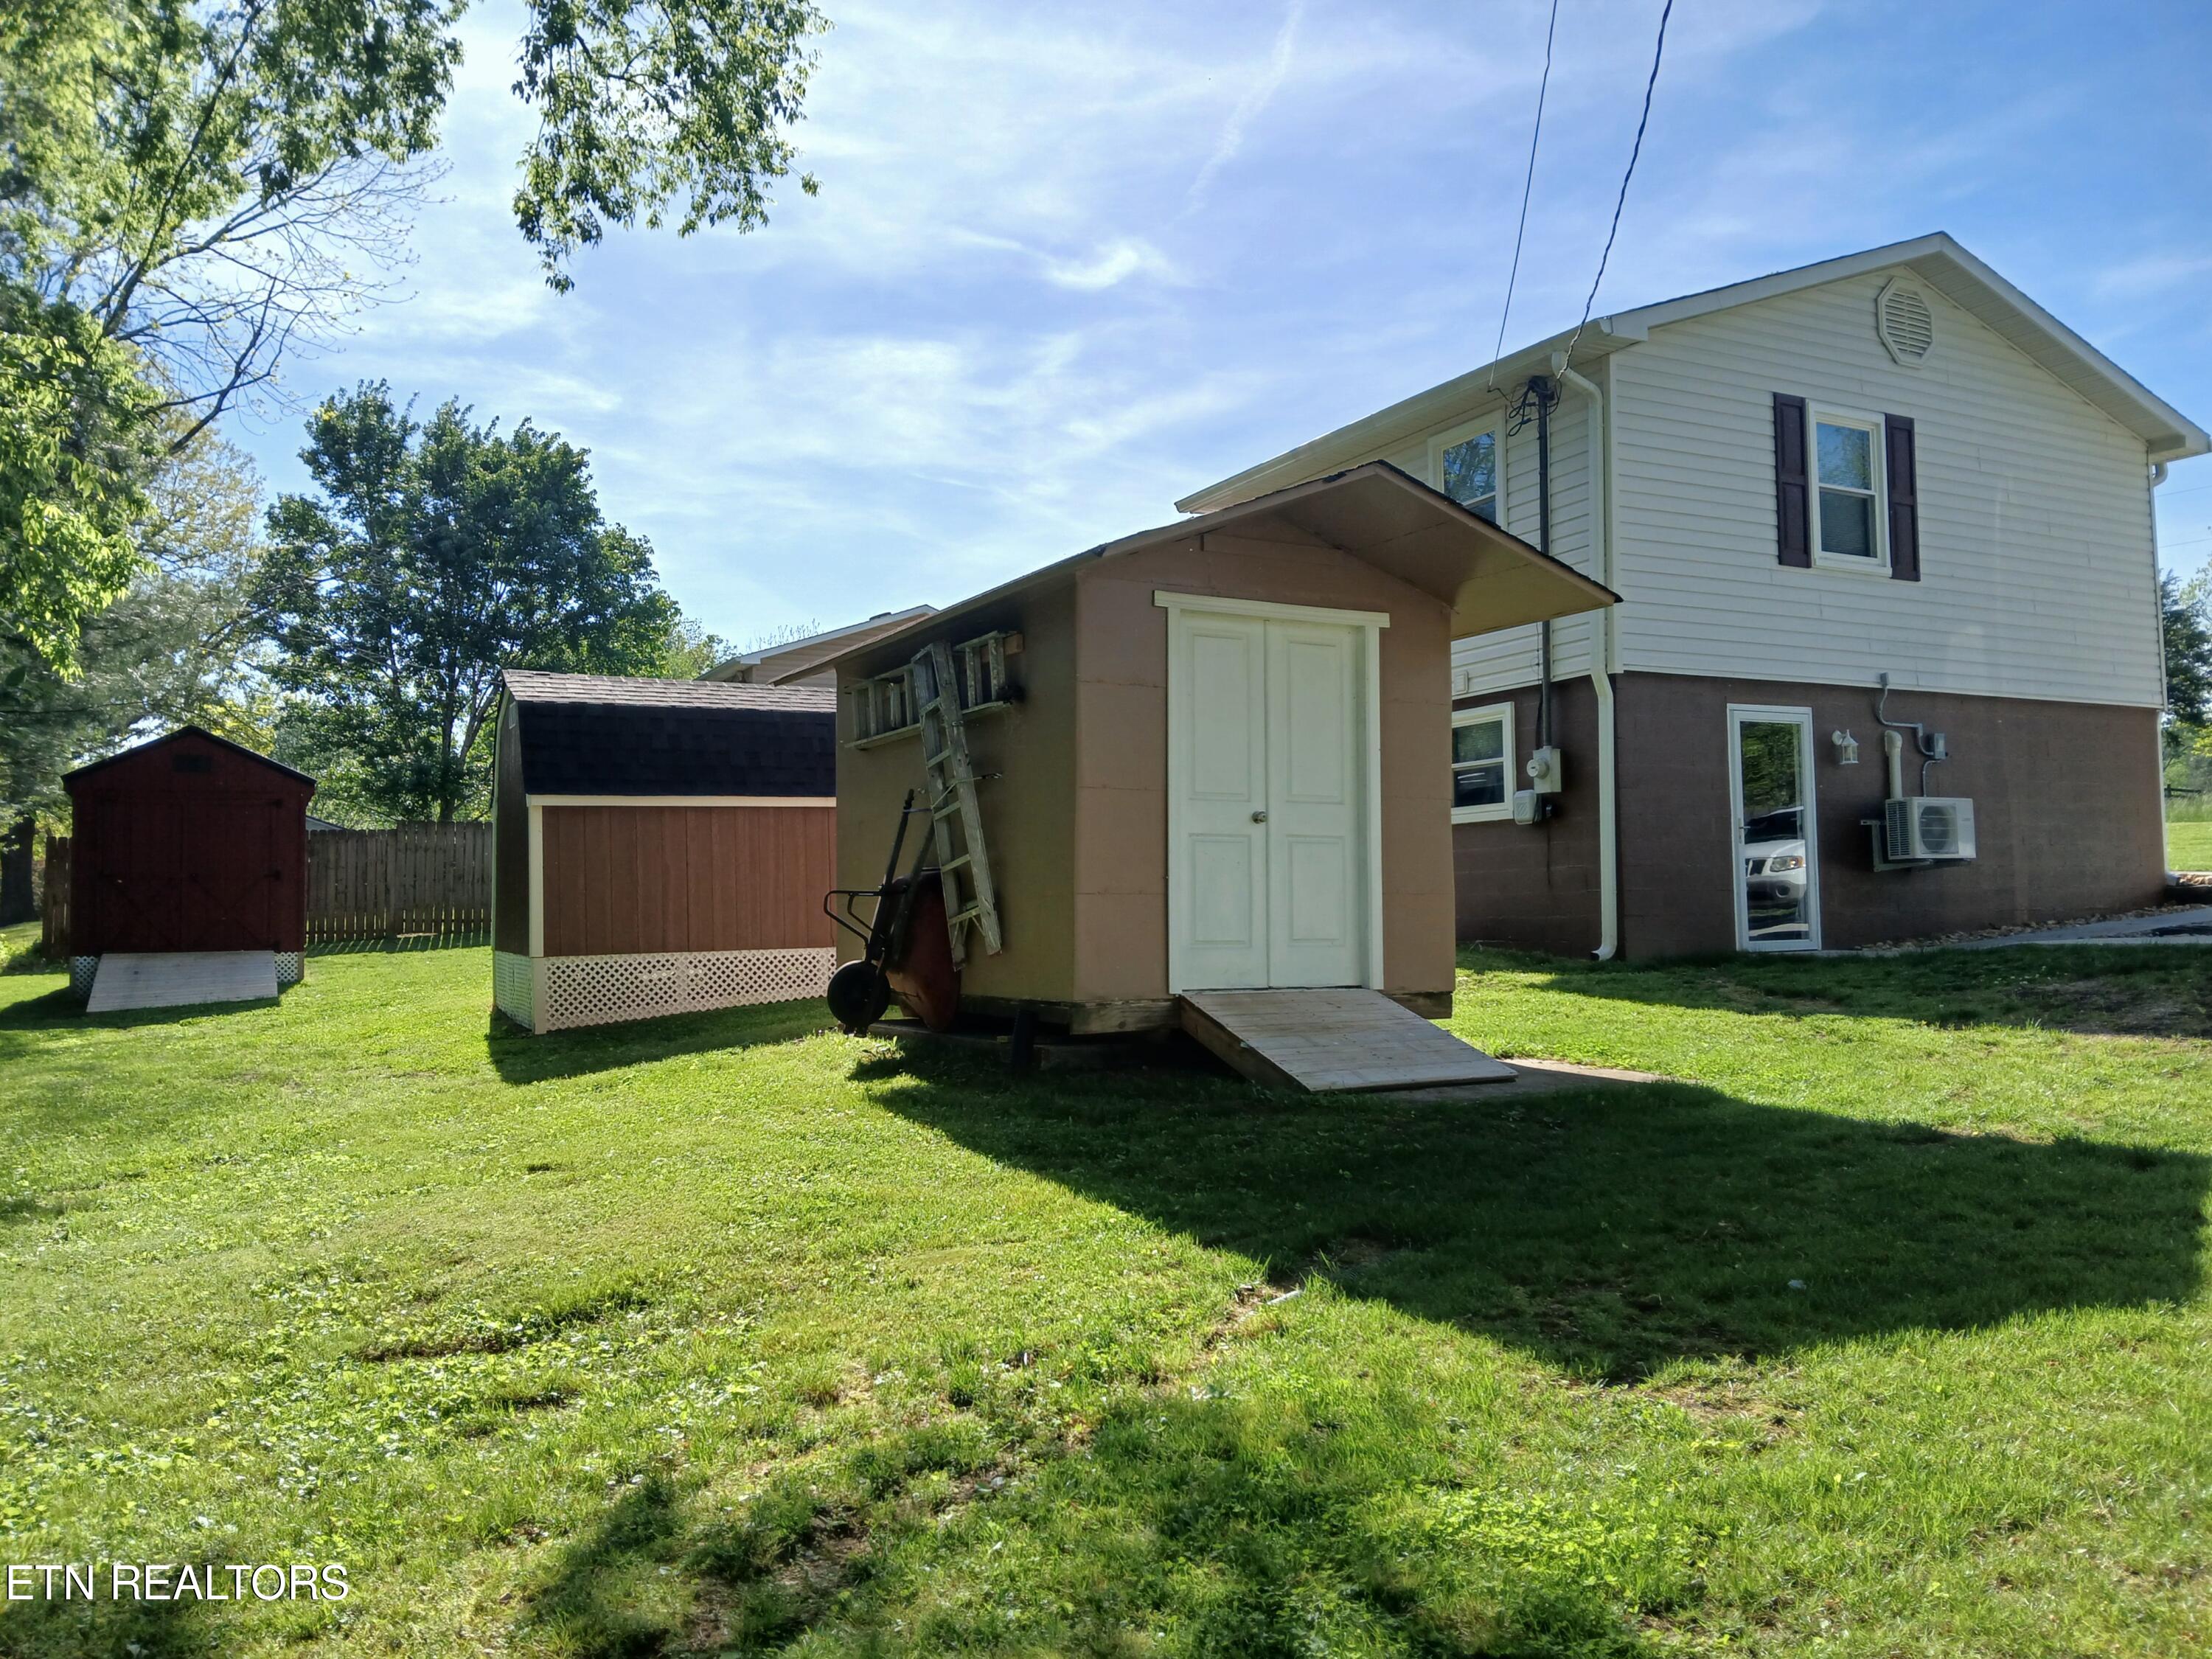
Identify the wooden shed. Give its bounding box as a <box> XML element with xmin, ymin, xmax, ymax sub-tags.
<box><xmin>62</xmin><ymin>727</ymin><xmax>316</xmax><ymax>1004</ymax></box>
<box><xmin>491</xmin><ymin>671</ymin><xmax>838</xmax><ymax>1033</ymax></box>
<box><xmin>829</xmin><ymin>463</ymin><xmax>1618</xmax><ymax>1085</ymax></box>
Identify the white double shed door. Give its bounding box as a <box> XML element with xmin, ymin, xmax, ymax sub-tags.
<box><xmin>1158</xmin><ymin>592</ymin><xmax>1385</xmax><ymax>994</ymax></box>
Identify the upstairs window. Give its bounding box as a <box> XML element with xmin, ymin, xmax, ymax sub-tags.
<box><xmin>1774</xmin><ymin>394</ymin><xmax>1919</xmax><ymax>581</ymax></box>
<box><xmin>1450</xmin><ymin>702</ymin><xmax>1514</xmax><ymax>824</ymax></box>
<box><xmin>1814</xmin><ymin>411</ymin><xmax>1887</xmax><ymax>568</ymax></box>
<box><xmin>1430</xmin><ymin>419</ymin><xmax>1501</xmax><ymax>523</ymax></box>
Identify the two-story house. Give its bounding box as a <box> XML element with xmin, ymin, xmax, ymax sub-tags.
<box><xmin>1178</xmin><ymin>234</ymin><xmax>2208</xmax><ymax>958</ymax></box>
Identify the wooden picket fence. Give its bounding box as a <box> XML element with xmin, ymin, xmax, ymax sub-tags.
<box><xmin>307</xmin><ymin>822</ymin><xmax>493</xmax><ymax>943</ymax></box>
<box><xmin>34</xmin><ymin>822</ymin><xmax>490</xmax><ymax>954</ymax></box>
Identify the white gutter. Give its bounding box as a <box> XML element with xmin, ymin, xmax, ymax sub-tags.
<box><xmin>1552</xmin><ymin>354</ymin><xmax>1618</xmax><ymax>961</ymax></box>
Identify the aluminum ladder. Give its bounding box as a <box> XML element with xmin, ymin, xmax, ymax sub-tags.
<box><xmin>911</xmin><ymin>639</ymin><xmax>1004</xmax><ymax>962</ymax></box>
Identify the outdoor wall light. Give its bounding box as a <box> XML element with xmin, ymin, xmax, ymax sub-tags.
<box><xmin>1832</xmin><ymin>729</ymin><xmax>1861</xmax><ymax>765</ymax></box>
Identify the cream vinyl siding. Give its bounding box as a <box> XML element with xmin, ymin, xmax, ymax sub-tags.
<box><xmin>1368</xmin><ymin>387</ymin><xmax>1600</xmax><ymax>699</ymax></box>
<box><xmin>1609</xmin><ymin>271</ymin><xmax>2160</xmax><ymax>707</ymax></box>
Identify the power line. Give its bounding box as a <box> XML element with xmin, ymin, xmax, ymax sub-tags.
<box><xmin>1488</xmin><ymin>0</ymin><xmax>1560</xmax><ymax>390</ymax></box>
<box><xmin>1561</xmin><ymin>0</ymin><xmax>1675</xmax><ymax>374</ymax></box>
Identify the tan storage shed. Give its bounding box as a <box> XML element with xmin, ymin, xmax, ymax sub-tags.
<box><xmin>491</xmin><ymin>672</ymin><xmax>837</xmax><ymax>1033</ymax></box>
<box><xmin>829</xmin><ymin>462</ymin><xmax>1617</xmax><ymax>1036</ymax></box>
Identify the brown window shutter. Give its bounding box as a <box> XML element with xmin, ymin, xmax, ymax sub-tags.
<box><xmin>1885</xmin><ymin>414</ymin><xmax>1919</xmax><ymax>582</ymax></box>
<box><xmin>1773</xmin><ymin>393</ymin><xmax>1811</xmax><ymax>567</ymax></box>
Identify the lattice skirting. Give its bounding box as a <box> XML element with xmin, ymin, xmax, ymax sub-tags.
<box><xmin>510</xmin><ymin>947</ymin><xmax>833</xmax><ymax>1034</ymax></box>
<box><xmin>493</xmin><ymin>950</ymin><xmax>536</xmax><ymax>1031</ymax></box>
<box><xmin>69</xmin><ymin>956</ymin><xmax>98</xmax><ymax>999</ymax></box>
<box><xmin>274</xmin><ymin>952</ymin><xmax>303</xmax><ymax>988</ymax></box>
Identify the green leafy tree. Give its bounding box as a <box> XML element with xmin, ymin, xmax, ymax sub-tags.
<box><xmin>0</xmin><ymin>292</ymin><xmax>159</xmax><ymax>672</ymax></box>
<box><xmin>2164</xmin><ymin>570</ymin><xmax>2212</xmax><ymax>810</ymax></box>
<box><xmin>2163</xmin><ymin>570</ymin><xmax>2212</xmax><ymax>732</ymax></box>
<box><xmin>1</xmin><ymin>419</ymin><xmax>271</xmax><ymax>815</ymax></box>
<box><xmin>256</xmin><ymin>383</ymin><xmax>676</xmax><ymax>823</ymax></box>
<box><xmin>0</xmin><ymin>420</ymin><xmax>271</xmax><ymax>920</ymax></box>
<box><xmin>1</xmin><ymin>0</ymin><xmax>827</xmax><ymax>668</ymax></box>
<box><xmin>658</xmin><ymin>612</ymin><xmax>731</xmax><ymax>679</ymax></box>
<box><xmin>512</xmin><ymin>0</ymin><xmax>827</xmax><ymax>293</ymax></box>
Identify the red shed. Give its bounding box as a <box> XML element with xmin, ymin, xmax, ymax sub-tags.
<box><xmin>63</xmin><ymin>727</ymin><xmax>316</xmax><ymax>1004</ymax></box>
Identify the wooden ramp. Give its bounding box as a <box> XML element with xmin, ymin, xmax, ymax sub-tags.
<box><xmin>86</xmin><ymin>952</ymin><xmax>279</xmax><ymax>1013</ymax></box>
<box><xmin>1178</xmin><ymin>988</ymin><xmax>1516</xmax><ymax>1093</ymax></box>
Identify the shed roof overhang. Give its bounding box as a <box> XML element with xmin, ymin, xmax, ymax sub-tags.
<box><xmin>829</xmin><ymin>462</ymin><xmax>1616</xmax><ymax>672</ymax></box>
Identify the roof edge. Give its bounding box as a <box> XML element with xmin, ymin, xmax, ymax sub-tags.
<box><xmin>1178</xmin><ymin>232</ymin><xmax>2208</xmax><ymax>509</ymax></box>
<box><xmin>1175</xmin><ymin>322</ymin><xmax>1643</xmax><ymax>514</ymax></box>
<box><xmin>703</xmin><ymin>605</ymin><xmax>939</xmax><ymax>682</ymax></box>
<box><xmin>824</xmin><ymin>459</ymin><xmax>1618</xmax><ymax>672</ymax></box>
<box><xmin>62</xmin><ymin>725</ymin><xmax>316</xmax><ymax>790</ymax></box>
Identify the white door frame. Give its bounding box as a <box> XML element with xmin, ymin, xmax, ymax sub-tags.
<box><xmin>1725</xmin><ymin>703</ymin><xmax>1822</xmax><ymax>953</ymax></box>
<box><xmin>1156</xmin><ymin>590</ymin><xmax>1388</xmax><ymax>993</ymax></box>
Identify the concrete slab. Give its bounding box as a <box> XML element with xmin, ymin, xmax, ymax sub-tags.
<box><xmin>1949</xmin><ymin>905</ymin><xmax>2212</xmax><ymax>949</ymax></box>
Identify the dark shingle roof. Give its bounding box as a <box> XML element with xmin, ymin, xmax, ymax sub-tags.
<box><xmin>502</xmin><ymin>670</ymin><xmax>836</xmax><ymax>798</ymax></box>
<box><xmin>63</xmin><ymin>724</ymin><xmax>317</xmax><ymax>789</ymax></box>
<box><xmin>502</xmin><ymin>669</ymin><xmax>835</xmax><ymax>712</ymax></box>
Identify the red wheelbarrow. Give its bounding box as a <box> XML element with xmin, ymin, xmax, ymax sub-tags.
<box><xmin>823</xmin><ymin>789</ymin><xmax>961</xmax><ymax>1034</ymax></box>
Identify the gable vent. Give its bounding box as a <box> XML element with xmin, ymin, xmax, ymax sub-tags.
<box><xmin>1876</xmin><ymin>279</ymin><xmax>1935</xmax><ymax>366</ymax></box>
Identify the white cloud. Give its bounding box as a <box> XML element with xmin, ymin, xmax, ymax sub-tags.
<box><xmin>1040</xmin><ymin>238</ymin><xmax>1180</xmax><ymax>291</ymax></box>
<box><xmin>2095</xmin><ymin>251</ymin><xmax>2212</xmax><ymax>302</ymax></box>
<box><xmin>1184</xmin><ymin>0</ymin><xmax>1306</xmax><ymax>214</ymax></box>
<box><xmin>230</xmin><ymin>0</ymin><xmax>2211</xmax><ymax>650</ymax></box>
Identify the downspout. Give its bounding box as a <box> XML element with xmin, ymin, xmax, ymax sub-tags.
<box><xmin>1533</xmin><ymin>376</ymin><xmax>1555</xmax><ymax>756</ymax></box>
<box><xmin>1552</xmin><ymin>355</ymin><xmax>1618</xmax><ymax>961</ymax></box>
<box><xmin>2151</xmin><ymin>458</ymin><xmax>2171</xmax><ymax>874</ymax></box>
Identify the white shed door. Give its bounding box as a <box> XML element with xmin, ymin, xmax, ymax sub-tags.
<box><xmin>1168</xmin><ymin>606</ymin><xmax>1368</xmax><ymax>992</ymax></box>
<box><xmin>1265</xmin><ymin>619</ymin><xmax>1364</xmax><ymax>988</ymax></box>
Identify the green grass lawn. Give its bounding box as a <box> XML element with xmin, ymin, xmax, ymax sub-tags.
<box><xmin>3</xmin><ymin>927</ymin><xmax>2211</xmax><ymax>1656</ymax></box>
<box><xmin>2170</xmin><ymin>811</ymin><xmax>2212</xmax><ymax>872</ymax></box>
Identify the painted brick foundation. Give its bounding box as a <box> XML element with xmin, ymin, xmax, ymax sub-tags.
<box><xmin>1453</xmin><ymin>672</ymin><xmax>2165</xmax><ymax>959</ymax></box>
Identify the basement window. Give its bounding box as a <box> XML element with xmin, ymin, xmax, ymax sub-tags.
<box><xmin>1430</xmin><ymin>418</ymin><xmax>1502</xmax><ymax>523</ymax></box>
<box><xmin>1450</xmin><ymin>702</ymin><xmax>1514</xmax><ymax>824</ymax></box>
<box><xmin>1813</xmin><ymin>410</ymin><xmax>1887</xmax><ymax>569</ymax></box>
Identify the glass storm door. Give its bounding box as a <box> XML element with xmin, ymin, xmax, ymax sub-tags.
<box><xmin>1728</xmin><ymin>706</ymin><xmax>1820</xmax><ymax>952</ymax></box>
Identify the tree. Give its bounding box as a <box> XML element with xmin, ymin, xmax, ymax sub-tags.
<box><xmin>1</xmin><ymin>418</ymin><xmax>271</xmax><ymax>814</ymax></box>
<box><xmin>2163</xmin><ymin>569</ymin><xmax>2212</xmax><ymax>741</ymax></box>
<box><xmin>0</xmin><ymin>291</ymin><xmax>159</xmax><ymax>673</ymax></box>
<box><xmin>1</xmin><ymin>0</ymin><xmax>827</xmax><ymax>668</ymax></box>
<box><xmin>658</xmin><ymin>612</ymin><xmax>731</xmax><ymax>679</ymax></box>
<box><xmin>0</xmin><ymin>420</ymin><xmax>271</xmax><ymax>919</ymax></box>
<box><xmin>256</xmin><ymin>383</ymin><xmax>676</xmax><ymax>823</ymax></box>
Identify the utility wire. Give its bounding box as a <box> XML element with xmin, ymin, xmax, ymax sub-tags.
<box><xmin>1488</xmin><ymin>0</ymin><xmax>1559</xmax><ymax>390</ymax></box>
<box><xmin>1560</xmin><ymin>0</ymin><xmax>1675</xmax><ymax>374</ymax></box>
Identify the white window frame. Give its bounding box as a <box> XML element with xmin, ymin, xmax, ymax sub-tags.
<box><xmin>1450</xmin><ymin>700</ymin><xmax>1515</xmax><ymax>824</ymax></box>
<box><xmin>1726</xmin><ymin>703</ymin><xmax>1822</xmax><ymax>953</ymax></box>
<box><xmin>1809</xmin><ymin>404</ymin><xmax>1889</xmax><ymax>574</ymax></box>
<box><xmin>1427</xmin><ymin>415</ymin><xmax>1505</xmax><ymax>524</ymax></box>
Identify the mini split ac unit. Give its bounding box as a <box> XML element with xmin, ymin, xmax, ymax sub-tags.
<box><xmin>1885</xmin><ymin>796</ymin><xmax>1976</xmax><ymax>861</ymax></box>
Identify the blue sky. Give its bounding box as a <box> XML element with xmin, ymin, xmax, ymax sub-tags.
<box><xmin>226</xmin><ymin>0</ymin><xmax>2212</xmax><ymax>648</ymax></box>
